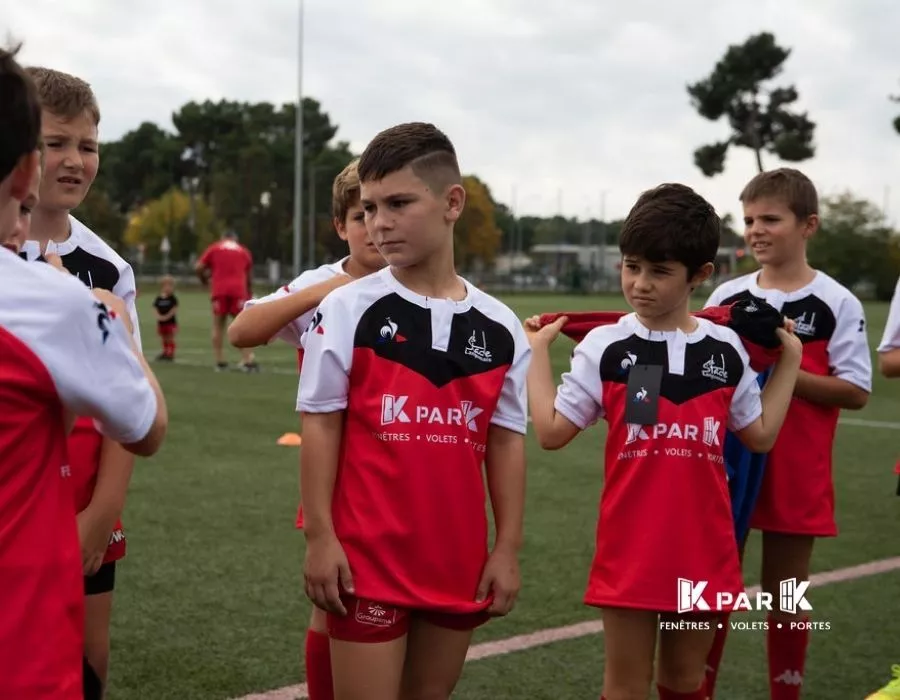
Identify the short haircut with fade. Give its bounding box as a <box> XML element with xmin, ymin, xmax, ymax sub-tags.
<box><xmin>739</xmin><ymin>168</ymin><xmax>818</xmax><ymax>220</ymax></box>
<box><xmin>26</xmin><ymin>66</ymin><xmax>101</xmax><ymax>125</ymax></box>
<box><xmin>0</xmin><ymin>44</ymin><xmax>42</xmax><ymax>183</ymax></box>
<box><xmin>357</xmin><ymin>122</ymin><xmax>461</xmax><ymax>192</ymax></box>
<box><xmin>619</xmin><ymin>183</ymin><xmax>720</xmax><ymax>278</ymax></box>
<box><xmin>332</xmin><ymin>159</ymin><xmax>361</xmax><ymax>223</ymax></box>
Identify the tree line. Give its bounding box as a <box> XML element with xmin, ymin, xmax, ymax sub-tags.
<box><xmin>72</xmin><ymin>32</ymin><xmax>899</xmax><ymax>298</ymax></box>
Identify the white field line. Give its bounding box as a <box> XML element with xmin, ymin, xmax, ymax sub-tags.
<box><xmin>230</xmin><ymin>555</ymin><xmax>900</xmax><ymax>700</ymax></box>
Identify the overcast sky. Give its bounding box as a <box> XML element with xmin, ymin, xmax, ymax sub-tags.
<box><xmin>8</xmin><ymin>0</ymin><xmax>899</xmax><ymax>226</ymax></box>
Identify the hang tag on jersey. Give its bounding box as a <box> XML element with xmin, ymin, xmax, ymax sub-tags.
<box><xmin>624</xmin><ymin>364</ymin><xmax>663</xmax><ymax>425</ymax></box>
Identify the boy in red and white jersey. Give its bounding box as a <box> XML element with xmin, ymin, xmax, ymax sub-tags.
<box><xmin>703</xmin><ymin>169</ymin><xmax>872</xmax><ymax>699</ymax></box>
<box><xmin>298</xmin><ymin>123</ymin><xmax>530</xmax><ymax>699</ymax></box>
<box><xmin>525</xmin><ymin>183</ymin><xmax>802</xmax><ymax>700</ymax></box>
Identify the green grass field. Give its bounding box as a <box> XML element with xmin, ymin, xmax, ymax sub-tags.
<box><xmin>107</xmin><ymin>288</ymin><xmax>900</xmax><ymax>700</ymax></box>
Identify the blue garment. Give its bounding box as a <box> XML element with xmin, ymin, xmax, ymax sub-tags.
<box><xmin>726</xmin><ymin>370</ymin><xmax>770</xmax><ymax>543</ymax></box>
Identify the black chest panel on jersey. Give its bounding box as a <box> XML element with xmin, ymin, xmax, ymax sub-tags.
<box><xmin>354</xmin><ymin>294</ymin><xmax>515</xmax><ymax>388</ymax></box>
<box><xmin>720</xmin><ymin>289</ymin><xmax>836</xmax><ymax>344</ymax></box>
<box><xmin>61</xmin><ymin>247</ymin><xmax>120</xmax><ymax>292</ymax></box>
<box><xmin>600</xmin><ymin>335</ymin><xmax>745</xmax><ymax>405</ymax></box>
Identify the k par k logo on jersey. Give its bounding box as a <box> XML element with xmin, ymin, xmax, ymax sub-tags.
<box><xmin>380</xmin><ymin>394</ymin><xmax>483</xmax><ymax>431</ymax></box>
<box><xmin>677</xmin><ymin>577</ymin><xmax>813</xmax><ymax>614</ymax></box>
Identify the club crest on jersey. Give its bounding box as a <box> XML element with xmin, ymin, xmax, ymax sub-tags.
<box><xmin>701</xmin><ymin>354</ymin><xmax>728</xmax><ymax>384</ymax></box>
<box><xmin>465</xmin><ymin>330</ymin><xmax>492</xmax><ymax>363</ymax></box>
<box><xmin>793</xmin><ymin>311</ymin><xmax>816</xmax><ymax>337</ymax></box>
<box><xmin>377</xmin><ymin>317</ymin><xmax>407</xmax><ymax>343</ymax></box>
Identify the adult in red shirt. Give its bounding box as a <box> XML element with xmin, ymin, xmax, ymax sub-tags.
<box><xmin>195</xmin><ymin>231</ymin><xmax>258</xmax><ymax>371</ymax></box>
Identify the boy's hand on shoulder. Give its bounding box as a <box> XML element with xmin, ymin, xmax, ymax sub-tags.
<box><xmin>523</xmin><ymin>315</ymin><xmax>567</xmax><ymax>348</ymax></box>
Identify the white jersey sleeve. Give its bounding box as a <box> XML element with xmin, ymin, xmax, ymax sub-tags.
<box><xmin>489</xmin><ymin>319</ymin><xmax>531</xmax><ymax>435</ymax></box>
<box><xmin>728</xmin><ymin>343</ymin><xmax>763</xmax><ymax>432</ymax></box>
<box><xmin>296</xmin><ymin>290</ymin><xmax>355</xmax><ymax>413</ymax></box>
<box><xmin>112</xmin><ymin>262</ymin><xmax>142</xmax><ymax>351</ymax></box>
<box><xmin>829</xmin><ymin>293</ymin><xmax>872</xmax><ymax>392</ymax></box>
<box><xmin>9</xmin><ymin>262</ymin><xmax>157</xmax><ymax>444</ymax></box>
<box><xmin>553</xmin><ymin>327</ymin><xmax>608</xmax><ymax>430</ymax></box>
<box><xmin>878</xmin><ymin>277</ymin><xmax>900</xmax><ymax>353</ymax></box>
<box><xmin>243</xmin><ymin>264</ymin><xmax>344</xmax><ymax>348</ymax></box>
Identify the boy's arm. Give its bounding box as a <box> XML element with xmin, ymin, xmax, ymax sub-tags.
<box><xmin>297</xmin><ymin>293</ymin><xmax>355</xmax><ymax>614</ymax></box>
<box><xmin>476</xmin><ymin>320</ymin><xmax>530</xmax><ymax>616</ymax></box>
<box><xmin>476</xmin><ymin>425</ymin><xmax>526</xmax><ymax>616</ymax></box>
<box><xmin>735</xmin><ymin>327</ymin><xmax>803</xmax><ymax>452</ymax></box>
<box><xmin>78</xmin><ymin>440</ymin><xmax>134</xmax><ymax>575</ymax></box>
<box><xmin>228</xmin><ymin>275</ymin><xmax>351</xmax><ymax>348</ymax></box>
<box><xmin>793</xmin><ymin>295</ymin><xmax>871</xmax><ymax>409</ymax></box>
<box><xmin>877</xmin><ymin>277</ymin><xmax>900</xmax><ymax>378</ymax></box>
<box><xmin>525</xmin><ymin>316</ymin><xmax>599</xmax><ymax>450</ymax></box>
<box><xmin>880</xmin><ymin>349</ymin><xmax>900</xmax><ymax>379</ymax></box>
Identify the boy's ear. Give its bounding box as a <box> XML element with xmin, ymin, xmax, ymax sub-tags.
<box><xmin>802</xmin><ymin>213</ymin><xmax>820</xmax><ymax>240</ymax></box>
<box><xmin>690</xmin><ymin>262</ymin><xmax>715</xmax><ymax>290</ymax></box>
<box><xmin>9</xmin><ymin>150</ymin><xmax>39</xmax><ymax>200</ymax></box>
<box><xmin>334</xmin><ymin>216</ymin><xmax>349</xmax><ymax>242</ymax></box>
<box><xmin>445</xmin><ymin>183</ymin><xmax>466</xmax><ymax>224</ymax></box>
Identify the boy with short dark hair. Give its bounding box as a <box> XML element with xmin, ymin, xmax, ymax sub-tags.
<box><xmin>298</xmin><ymin>123</ymin><xmax>530</xmax><ymax>700</ymax></box>
<box><xmin>525</xmin><ymin>183</ymin><xmax>802</xmax><ymax>700</ymax></box>
<box><xmin>704</xmin><ymin>168</ymin><xmax>872</xmax><ymax>700</ymax></box>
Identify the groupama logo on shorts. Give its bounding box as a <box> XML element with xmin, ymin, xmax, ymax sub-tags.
<box><xmin>677</xmin><ymin>578</ymin><xmax>812</xmax><ymax>614</ymax></box>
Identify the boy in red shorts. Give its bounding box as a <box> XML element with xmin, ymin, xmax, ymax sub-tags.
<box><xmin>704</xmin><ymin>168</ymin><xmax>872</xmax><ymax>699</ymax></box>
<box><xmin>525</xmin><ymin>183</ymin><xmax>802</xmax><ymax>700</ymax></box>
<box><xmin>298</xmin><ymin>123</ymin><xmax>530</xmax><ymax>700</ymax></box>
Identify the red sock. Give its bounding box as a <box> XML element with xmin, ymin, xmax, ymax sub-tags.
<box><xmin>767</xmin><ymin>615</ymin><xmax>809</xmax><ymax>700</ymax></box>
<box><xmin>705</xmin><ymin>614</ymin><xmax>731</xmax><ymax>698</ymax></box>
<box><xmin>304</xmin><ymin>629</ymin><xmax>333</xmax><ymax>700</ymax></box>
<box><xmin>657</xmin><ymin>681</ymin><xmax>708</xmax><ymax>699</ymax></box>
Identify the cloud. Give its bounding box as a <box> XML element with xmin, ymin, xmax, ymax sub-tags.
<box><xmin>8</xmin><ymin>0</ymin><xmax>899</xmax><ymax>224</ymax></box>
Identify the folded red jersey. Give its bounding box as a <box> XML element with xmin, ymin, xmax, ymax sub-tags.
<box><xmin>539</xmin><ymin>298</ymin><xmax>784</xmax><ymax>372</ymax></box>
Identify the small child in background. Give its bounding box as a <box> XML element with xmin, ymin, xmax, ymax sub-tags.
<box><xmin>152</xmin><ymin>275</ymin><xmax>179</xmax><ymax>361</ymax></box>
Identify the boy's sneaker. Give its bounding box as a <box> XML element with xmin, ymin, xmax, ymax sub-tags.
<box><xmin>866</xmin><ymin>665</ymin><xmax>900</xmax><ymax>699</ymax></box>
<box><xmin>240</xmin><ymin>360</ymin><xmax>260</xmax><ymax>373</ymax></box>
<box><xmin>215</xmin><ymin>362</ymin><xmax>229</xmax><ymax>372</ymax></box>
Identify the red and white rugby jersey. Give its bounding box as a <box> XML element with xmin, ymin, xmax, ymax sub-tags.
<box><xmin>554</xmin><ymin>313</ymin><xmax>761</xmax><ymax>611</ymax></box>
<box><xmin>297</xmin><ymin>267</ymin><xmax>530</xmax><ymax>613</ymax></box>
<box><xmin>0</xmin><ymin>249</ymin><xmax>157</xmax><ymax>699</ymax></box>
<box><xmin>22</xmin><ymin>216</ymin><xmax>143</xmax><ymax>560</ymax></box>
<box><xmin>242</xmin><ymin>258</ymin><xmax>347</xmax><ymax>349</ymax></box>
<box><xmin>879</xmin><ymin>276</ymin><xmax>900</xmax><ymax>354</ymax></box>
<box><xmin>706</xmin><ymin>270</ymin><xmax>872</xmax><ymax>479</ymax></box>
